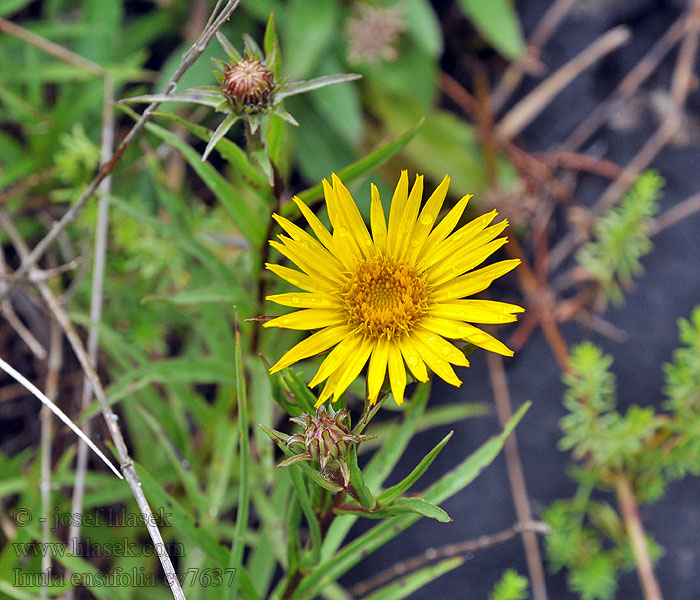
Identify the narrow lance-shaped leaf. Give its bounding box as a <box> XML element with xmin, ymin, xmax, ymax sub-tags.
<box><xmin>336</xmin><ymin>497</ymin><xmax>451</xmax><ymax>523</ymax></box>
<box><xmin>119</xmin><ymin>91</ymin><xmax>223</xmax><ymax>108</ymax></box>
<box><xmin>202</xmin><ymin>112</ymin><xmax>240</xmax><ymax>161</ymax></box>
<box><xmin>377</xmin><ymin>430</ymin><xmax>453</xmax><ymax>505</ymax></box>
<box><xmin>275</xmin><ymin>73</ymin><xmax>362</xmax><ymax>103</ymax></box>
<box><xmin>347</xmin><ymin>446</ymin><xmax>376</xmax><ymax>510</ymax></box>
<box><xmin>288</xmin><ymin>465</ymin><xmax>322</xmax><ymax>565</ymax></box>
<box><xmin>216</xmin><ymin>31</ymin><xmax>242</xmax><ymax>62</ymax></box>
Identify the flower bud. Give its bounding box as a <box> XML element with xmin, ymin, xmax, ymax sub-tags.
<box><xmin>282</xmin><ymin>407</ymin><xmax>373</xmax><ymax>486</ymax></box>
<box><xmin>222</xmin><ymin>57</ymin><xmax>274</xmax><ymax>110</ymax></box>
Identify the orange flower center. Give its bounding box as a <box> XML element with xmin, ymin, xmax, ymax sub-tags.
<box><xmin>341</xmin><ymin>255</ymin><xmax>428</xmax><ymax>339</ymax></box>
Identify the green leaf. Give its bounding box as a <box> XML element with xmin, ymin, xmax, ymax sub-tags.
<box><xmin>371</xmin><ymin>92</ymin><xmax>495</xmax><ymax>195</ymax></box>
<box><xmin>202</xmin><ymin>112</ymin><xmax>240</xmax><ymax>161</ymax></box>
<box><xmin>347</xmin><ymin>446</ymin><xmax>376</xmax><ymax>510</ymax></box>
<box><xmin>458</xmin><ymin>0</ymin><xmax>525</xmax><ymax>59</ymax></box>
<box><xmin>288</xmin><ymin>465</ymin><xmax>322</xmax><ymax>565</ymax></box>
<box><xmin>377</xmin><ymin>430</ymin><xmax>453</xmax><ymax>505</ymax></box>
<box><xmin>281</xmin><ymin>368</ymin><xmax>319</xmax><ymax>414</ymax></box>
<box><xmin>286</xmin><ymin>118</ymin><xmax>424</xmax><ymax>215</ymax></box>
<box><xmin>341</xmin><ymin>497</ymin><xmax>451</xmax><ymax>523</ymax></box>
<box><xmin>0</xmin><ymin>0</ymin><xmax>33</xmax><ymax>17</ymax></box>
<box><xmin>404</xmin><ymin>0</ymin><xmax>444</xmax><ymax>58</ymax></box>
<box><xmin>276</xmin><ymin>73</ymin><xmax>362</xmax><ymax>103</ymax></box>
<box><xmin>363</xmin><ymin>557</ymin><xmax>463</xmax><ymax>600</ymax></box>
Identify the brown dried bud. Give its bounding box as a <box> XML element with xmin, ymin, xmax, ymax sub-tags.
<box><xmin>222</xmin><ymin>57</ymin><xmax>274</xmax><ymax>109</ymax></box>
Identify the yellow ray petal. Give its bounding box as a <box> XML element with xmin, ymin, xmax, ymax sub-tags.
<box><xmin>413</xmin><ymin>326</ymin><xmax>469</xmax><ymax>366</ymax></box>
<box><xmin>427</xmin><ymin>236</ymin><xmax>509</xmax><ymax>287</ymax></box>
<box><xmin>420</xmin><ymin>194</ymin><xmax>471</xmax><ymax>258</ymax></box>
<box><xmin>264</xmin><ymin>308</ymin><xmax>346</xmax><ymax>331</ymax></box>
<box><xmin>309</xmin><ymin>335</ymin><xmax>362</xmax><ymax>388</ymax></box>
<box><xmin>394</xmin><ymin>175</ymin><xmax>423</xmax><ymax>259</ymax></box>
<box><xmin>323</xmin><ymin>178</ymin><xmax>363</xmax><ymax>264</ymax></box>
<box><xmin>429</xmin><ymin>300</ymin><xmax>524</xmax><ymax>324</ymax></box>
<box><xmin>269</xmin><ymin>325</ymin><xmax>349</xmax><ymax>373</ymax></box>
<box><xmin>332</xmin><ymin>173</ymin><xmax>374</xmax><ymax>259</ymax></box>
<box><xmin>272</xmin><ymin>214</ymin><xmax>345</xmax><ymax>272</ymax></box>
<box><xmin>331</xmin><ymin>336</ymin><xmax>374</xmax><ymax>401</ymax></box>
<box><xmin>459</xmin><ymin>322</ymin><xmax>514</xmax><ymax>357</ymax></box>
<box><xmin>292</xmin><ymin>196</ymin><xmax>334</xmax><ymax>251</ymax></box>
<box><xmin>370</xmin><ymin>183</ymin><xmax>388</xmax><ymax>255</ymax></box>
<box><xmin>266</xmin><ymin>292</ymin><xmax>340</xmax><ymax>309</ymax></box>
<box><xmin>387</xmin><ymin>343</ymin><xmax>407</xmax><ymax>405</ymax></box>
<box><xmin>431</xmin><ymin>259</ymin><xmax>521</xmax><ymax>302</ymax></box>
<box><xmin>367</xmin><ymin>338</ymin><xmax>390</xmax><ymax>403</ymax></box>
<box><xmin>317</xmin><ymin>367</ymin><xmax>342</xmax><ymax>406</ymax></box>
<box><xmin>265</xmin><ymin>263</ymin><xmax>332</xmax><ymax>293</ymax></box>
<box><xmin>399</xmin><ymin>337</ymin><xmax>429</xmax><ymax>383</ymax></box>
<box><xmin>270</xmin><ymin>238</ymin><xmax>345</xmax><ymax>287</ymax></box>
<box><xmin>407</xmin><ymin>174</ymin><xmax>450</xmax><ymax>263</ymax></box>
<box><xmin>419</xmin><ymin>210</ymin><xmax>499</xmax><ymax>271</ymax></box>
<box><xmin>387</xmin><ymin>170</ymin><xmax>409</xmax><ymax>255</ymax></box>
<box><xmin>409</xmin><ymin>330</ymin><xmax>462</xmax><ymax>387</ymax></box>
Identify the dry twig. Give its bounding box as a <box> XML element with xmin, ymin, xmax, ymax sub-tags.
<box><xmin>348</xmin><ymin>521</ymin><xmax>550</xmax><ymax>598</ymax></box>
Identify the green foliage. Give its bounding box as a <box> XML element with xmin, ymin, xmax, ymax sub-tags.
<box><xmin>548</xmin><ymin>312</ymin><xmax>700</xmax><ymax>598</ymax></box>
<box><xmin>577</xmin><ymin>170</ymin><xmax>663</xmax><ymax>304</ymax></box>
<box><xmin>662</xmin><ymin>306</ymin><xmax>700</xmax><ymax>478</ymax></box>
<box><xmin>489</xmin><ymin>569</ymin><xmax>529</xmax><ymax>600</ymax></box>
<box><xmin>458</xmin><ymin>0</ymin><xmax>525</xmax><ymax>59</ymax></box>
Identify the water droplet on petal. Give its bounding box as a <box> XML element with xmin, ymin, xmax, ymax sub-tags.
<box><xmin>338</xmin><ymin>226</ymin><xmax>349</xmax><ymax>237</ymax></box>
<box><xmin>420</xmin><ymin>213</ymin><xmax>433</xmax><ymax>226</ymax></box>
<box><xmin>292</xmin><ymin>296</ymin><xmax>300</xmax><ymax>305</ymax></box>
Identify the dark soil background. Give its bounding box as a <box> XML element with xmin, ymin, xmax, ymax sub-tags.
<box><xmin>347</xmin><ymin>1</ymin><xmax>700</xmax><ymax>598</ymax></box>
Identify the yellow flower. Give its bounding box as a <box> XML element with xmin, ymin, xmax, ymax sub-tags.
<box><xmin>264</xmin><ymin>172</ymin><xmax>523</xmax><ymax>406</ymax></box>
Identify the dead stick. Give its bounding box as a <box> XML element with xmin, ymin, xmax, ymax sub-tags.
<box><xmin>564</xmin><ymin>14</ymin><xmax>687</xmax><ymax>151</ymax></box>
<box><xmin>496</xmin><ymin>26</ymin><xmax>630</xmax><ymax>142</ymax></box>
<box><xmin>349</xmin><ymin>521</ymin><xmax>550</xmax><ymax>598</ymax></box>
<box><xmin>491</xmin><ymin>0</ymin><xmax>578</xmax><ymax>111</ymax></box>
<box><xmin>615</xmin><ymin>476</ymin><xmax>664</xmax><ymax>600</ymax></box>
<box><xmin>487</xmin><ymin>353</ymin><xmax>549</xmax><ymax>600</ymax></box>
